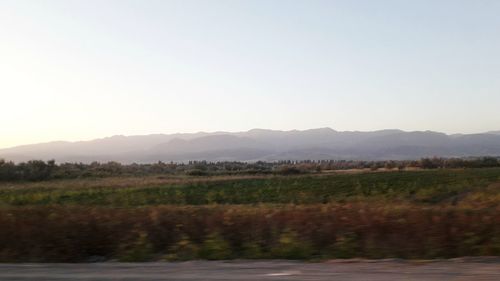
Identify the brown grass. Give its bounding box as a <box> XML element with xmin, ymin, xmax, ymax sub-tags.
<box><xmin>0</xmin><ymin>174</ymin><xmax>277</xmax><ymax>190</ymax></box>
<box><xmin>0</xmin><ymin>203</ymin><xmax>498</xmax><ymax>262</ymax></box>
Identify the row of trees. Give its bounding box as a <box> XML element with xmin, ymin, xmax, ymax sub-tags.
<box><xmin>0</xmin><ymin>159</ymin><xmax>275</xmax><ymax>181</ymax></box>
<box><xmin>1</xmin><ymin>157</ymin><xmax>499</xmax><ymax>182</ymax></box>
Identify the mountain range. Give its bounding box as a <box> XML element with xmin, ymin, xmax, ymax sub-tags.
<box><xmin>2</xmin><ymin>128</ymin><xmax>500</xmax><ymax>163</ymax></box>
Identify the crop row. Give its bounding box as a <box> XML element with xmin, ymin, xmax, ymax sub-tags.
<box><xmin>1</xmin><ymin>169</ymin><xmax>500</xmax><ymax>206</ymax></box>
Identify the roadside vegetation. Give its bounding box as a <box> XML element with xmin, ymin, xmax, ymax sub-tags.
<box><xmin>1</xmin><ymin>203</ymin><xmax>498</xmax><ymax>262</ymax></box>
<box><xmin>0</xmin><ymin>161</ymin><xmax>499</xmax><ymax>262</ymax></box>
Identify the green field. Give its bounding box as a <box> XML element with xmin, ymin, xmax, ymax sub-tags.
<box><xmin>2</xmin><ymin>168</ymin><xmax>500</xmax><ymax>206</ymax></box>
<box><xmin>1</xmin><ymin>169</ymin><xmax>499</xmax><ymax>261</ymax></box>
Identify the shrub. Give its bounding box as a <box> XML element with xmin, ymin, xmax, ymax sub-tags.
<box><xmin>199</xmin><ymin>232</ymin><xmax>232</xmax><ymax>260</ymax></box>
<box><xmin>271</xmin><ymin>230</ymin><xmax>313</xmax><ymax>259</ymax></box>
<box><xmin>118</xmin><ymin>232</ymin><xmax>155</xmax><ymax>262</ymax></box>
<box><xmin>185</xmin><ymin>169</ymin><xmax>209</xmax><ymax>176</ymax></box>
<box><xmin>164</xmin><ymin>235</ymin><xmax>200</xmax><ymax>261</ymax></box>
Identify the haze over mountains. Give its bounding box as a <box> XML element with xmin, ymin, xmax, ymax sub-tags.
<box><xmin>2</xmin><ymin>128</ymin><xmax>500</xmax><ymax>163</ymax></box>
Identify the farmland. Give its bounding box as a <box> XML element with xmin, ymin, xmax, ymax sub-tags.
<box><xmin>0</xmin><ymin>168</ymin><xmax>499</xmax><ymax>262</ymax></box>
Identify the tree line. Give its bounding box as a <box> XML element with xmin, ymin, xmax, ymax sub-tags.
<box><xmin>0</xmin><ymin>157</ymin><xmax>499</xmax><ymax>182</ymax></box>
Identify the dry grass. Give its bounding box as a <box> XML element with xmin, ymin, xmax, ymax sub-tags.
<box><xmin>0</xmin><ymin>174</ymin><xmax>276</xmax><ymax>190</ymax></box>
<box><xmin>0</xmin><ymin>203</ymin><xmax>498</xmax><ymax>262</ymax></box>
<box><xmin>1</xmin><ymin>168</ymin><xmax>499</xmax><ymax>261</ymax></box>
<box><xmin>0</xmin><ymin>168</ymin><xmax>431</xmax><ymax>190</ymax></box>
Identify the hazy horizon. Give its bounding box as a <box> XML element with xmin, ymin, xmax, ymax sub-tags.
<box><xmin>2</xmin><ymin>126</ymin><xmax>500</xmax><ymax>150</ymax></box>
<box><xmin>2</xmin><ymin>0</ymin><xmax>500</xmax><ymax>149</ymax></box>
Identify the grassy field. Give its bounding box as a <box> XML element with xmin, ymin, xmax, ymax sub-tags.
<box><xmin>0</xmin><ymin>168</ymin><xmax>499</xmax><ymax>261</ymax></box>
<box><xmin>2</xmin><ymin>168</ymin><xmax>500</xmax><ymax>206</ymax></box>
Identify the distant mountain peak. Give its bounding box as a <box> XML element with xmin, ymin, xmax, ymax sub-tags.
<box><xmin>305</xmin><ymin>127</ymin><xmax>337</xmax><ymax>133</ymax></box>
<box><xmin>2</xmin><ymin>128</ymin><xmax>500</xmax><ymax>163</ymax></box>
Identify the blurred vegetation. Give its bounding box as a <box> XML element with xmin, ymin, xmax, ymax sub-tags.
<box><xmin>1</xmin><ymin>168</ymin><xmax>500</xmax><ymax>206</ymax></box>
<box><xmin>0</xmin><ymin>164</ymin><xmax>499</xmax><ymax>262</ymax></box>
<box><xmin>1</xmin><ymin>157</ymin><xmax>500</xmax><ymax>182</ymax></box>
<box><xmin>0</xmin><ymin>204</ymin><xmax>498</xmax><ymax>262</ymax></box>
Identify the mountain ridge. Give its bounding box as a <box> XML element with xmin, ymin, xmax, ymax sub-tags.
<box><xmin>2</xmin><ymin>128</ymin><xmax>500</xmax><ymax>163</ymax></box>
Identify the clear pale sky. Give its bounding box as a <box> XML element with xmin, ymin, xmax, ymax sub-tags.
<box><xmin>1</xmin><ymin>0</ymin><xmax>499</xmax><ymax>149</ymax></box>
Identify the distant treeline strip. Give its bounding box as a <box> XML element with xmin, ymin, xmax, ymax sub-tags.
<box><xmin>1</xmin><ymin>157</ymin><xmax>500</xmax><ymax>181</ymax></box>
<box><xmin>0</xmin><ymin>204</ymin><xmax>498</xmax><ymax>262</ymax></box>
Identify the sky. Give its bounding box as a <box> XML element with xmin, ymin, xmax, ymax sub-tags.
<box><xmin>1</xmin><ymin>0</ymin><xmax>500</xmax><ymax>149</ymax></box>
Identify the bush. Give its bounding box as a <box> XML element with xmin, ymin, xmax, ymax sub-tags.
<box><xmin>164</xmin><ymin>235</ymin><xmax>200</xmax><ymax>261</ymax></box>
<box><xmin>185</xmin><ymin>169</ymin><xmax>209</xmax><ymax>176</ymax></box>
<box><xmin>329</xmin><ymin>232</ymin><xmax>360</xmax><ymax>258</ymax></box>
<box><xmin>199</xmin><ymin>233</ymin><xmax>232</xmax><ymax>260</ymax></box>
<box><xmin>0</xmin><ymin>205</ymin><xmax>499</xmax><ymax>261</ymax></box>
<box><xmin>271</xmin><ymin>230</ymin><xmax>313</xmax><ymax>259</ymax></box>
<box><xmin>276</xmin><ymin>166</ymin><xmax>302</xmax><ymax>175</ymax></box>
<box><xmin>118</xmin><ymin>232</ymin><xmax>155</xmax><ymax>262</ymax></box>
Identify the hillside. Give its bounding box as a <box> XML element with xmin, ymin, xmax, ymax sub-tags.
<box><xmin>2</xmin><ymin>128</ymin><xmax>500</xmax><ymax>163</ymax></box>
